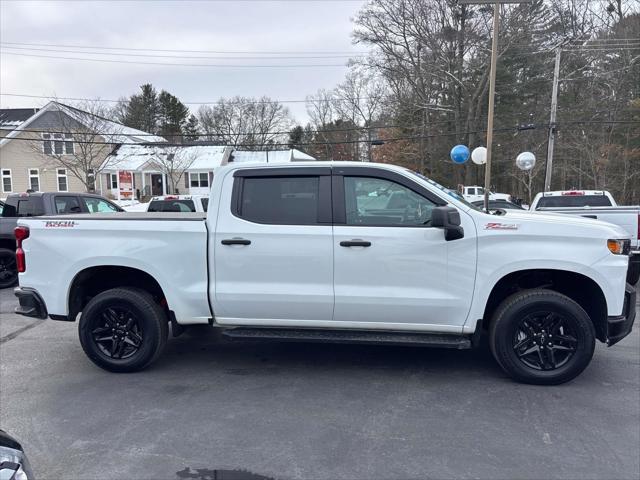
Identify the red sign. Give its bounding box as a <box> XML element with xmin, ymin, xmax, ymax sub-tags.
<box><xmin>118</xmin><ymin>171</ymin><xmax>133</xmax><ymax>199</ymax></box>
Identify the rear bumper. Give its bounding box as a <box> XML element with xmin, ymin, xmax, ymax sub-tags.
<box><xmin>14</xmin><ymin>287</ymin><xmax>48</xmax><ymax>319</ymax></box>
<box><xmin>607</xmin><ymin>283</ymin><xmax>636</xmax><ymax>346</ymax></box>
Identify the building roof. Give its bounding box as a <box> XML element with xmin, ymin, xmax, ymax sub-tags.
<box><xmin>0</xmin><ymin>101</ymin><xmax>164</xmax><ymax>148</ymax></box>
<box><xmin>102</xmin><ymin>145</ymin><xmax>315</xmax><ymax>172</ymax></box>
<box><xmin>229</xmin><ymin>149</ymin><xmax>316</xmax><ymax>164</ymax></box>
<box><xmin>0</xmin><ymin>108</ymin><xmax>39</xmax><ymax>129</ymax></box>
<box><xmin>101</xmin><ymin>144</ymin><xmax>232</xmax><ymax>172</ymax></box>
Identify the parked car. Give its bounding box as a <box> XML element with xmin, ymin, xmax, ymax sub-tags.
<box><xmin>146</xmin><ymin>195</ymin><xmax>209</xmax><ymax>213</ymax></box>
<box><xmin>0</xmin><ymin>200</ymin><xmax>4</xmax><ymax>216</ymax></box>
<box><xmin>530</xmin><ymin>190</ymin><xmax>639</xmax><ymax>285</ymax></box>
<box><xmin>471</xmin><ymin>199</ymin><xmax>525</xmax><ymax>211</ymax></box>
<box><xmin>0</xmin><ymin>429</ymin><xmax>34</xmax><ymax>479</ymax></box>
<box><xmin>461</xmin><ymin>185</ymin><xmax>510</xmax><ymax>203</ymax></box>
<box><xmin>0</xmin><ymin>192</ymin><xmax>123</xmax><ymax>288</ymax></box>
<box><xmin>14</xmin><ymin>162</ymin><xmax>636</xmax><ymax>385</ymax></box>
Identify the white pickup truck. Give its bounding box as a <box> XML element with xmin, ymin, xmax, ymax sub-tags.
<box><xmin>530</xmin><ymin>190</ymin><xmax>639</xmax><ymax>285</ymax></box>
<box><xmin>13</xmin><ymin>162</ymin><xmax>636</xmax><ymax>385</ymax></box>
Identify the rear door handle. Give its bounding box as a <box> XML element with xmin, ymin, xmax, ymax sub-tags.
<box><xmin>340</xmin><ymin>240</ymin><xmax>371</xmax><ymax>247</ymax></box>
<box><xmin>221</xmin><ymin>238</ymin><xmax>251</xmax><ymax>246</ymax></box>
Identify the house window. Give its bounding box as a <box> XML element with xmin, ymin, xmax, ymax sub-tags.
<box><xmin>1</xmin><ymin>169</ymin><xmax>12</xmax><ymax>193</ymax></box>
<box><xmin>57</xmin><ymin>168</ymin><xmax>68</xmax><ymax>192</ymax></box>
<box><xmin>189</xmin><ymin>172</ymin><xmax>210</xmax><ymax>188</ymax></box>
<box><xmin>64</xmin><ymin>133</ymin><xmax>74</xmax><ymax>155</ymax></box>
<box><xmin>42</xmin><ymin>133</ymin><xmax>74</xmax><ymax>155</ymax></box>
<box><xmin>28</xmin><ymin>169</ymin><xmax>40</xmax><ymax>192</ymax></box>
<box><xmin>110</xmin><ymin>174</ymin><xmax>118</xmax><ymax>189</ymax></box>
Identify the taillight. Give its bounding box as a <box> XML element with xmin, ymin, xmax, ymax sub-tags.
<box><xmin>14</xmin><ymin>226</ymin><xmax>29</xmax><ymax>273</ymax></box>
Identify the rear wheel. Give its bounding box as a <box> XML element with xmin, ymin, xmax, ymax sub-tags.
<box><xmin>490</xmin><ymin>289</ymin><xmax>595</xmax><ymax>385</ymax></box>
<box><xmin>0</xmin><ymin>248</ymin><xmax>18</xmax><ymax>289</ymax></box>
<box><xmin>78</xmin><ymin>288</ymin><xmax>168</xmax><ymax>372</ymax></box>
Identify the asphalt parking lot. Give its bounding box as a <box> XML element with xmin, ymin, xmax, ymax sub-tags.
<box><xmin>1</xmin><ymin>287</ymin><xmax>639</xmax><ymax>480</ymax></box>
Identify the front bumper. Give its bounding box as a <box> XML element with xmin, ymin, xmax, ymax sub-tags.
<box><xmin>14</xmin><ymin>287</ymin><xmax>48</xmax><ymax>319</ymax></box>
<box><xmin>607</xmin><ymin>282</ymin><xmax>636</xmax><ymax>346</ymax></box>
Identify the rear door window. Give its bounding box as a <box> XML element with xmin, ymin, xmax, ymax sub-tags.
<box><xmin>2</xmin><ymin>197</ymin><xmax>45</xmax><ymax>217</ymax></box>
<box><xmin>54</xmin><ymin>196</ymin><xmax>82</xmax><ymax>214</ymax></box>
<box><xmin>236</xmin><ymin>176</ymin><xmax>320</xmax><ymax>225</ymax></box>
<box><xmin>148</xmin><ymin>200</ymin><xmax>196</xmax><ymax>212</ymax></box>
<box><xmin>200</xmin><ymin>198</ymin><xmax>209</xmax><ymax>212</ymax></box>
<box><xmin>537</xmin><ymin>195</ymin><xmax>612</xmax><ymax>208</ymax></box>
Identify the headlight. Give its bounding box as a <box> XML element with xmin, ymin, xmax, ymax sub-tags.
<box><xmin>608</xmin><ymin>239</ymin><xmax>630</xmax><ymax>255</ymax></box>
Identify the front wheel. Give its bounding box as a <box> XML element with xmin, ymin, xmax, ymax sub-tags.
<box><xmin>0</xmin><ymin>248</ymin><xmax>18</xmax><ymax>289</ymax></box>
<box><xmin>78</xmin><ymin>288</ymin><xmax>168</xmax><ymax>372</ymax></box>
<box><xmin>490</xmin><ymin>289</ymin><xmax>595</xmax><ymax>385</ymax></box>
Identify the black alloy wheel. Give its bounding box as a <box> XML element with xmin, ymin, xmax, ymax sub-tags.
<box><xmin>512</xmin><ymin>312</ymin><xmax>578</xmax><ymax>371</ymax></box>
<box><xmin>0</xmin><ymin>249</ymin><xmax>18</xmax><ymax>289</ymax></box>
<box><xmin>91</xmin><ymin>306</ymin><xmax>144</xmax><ymax>360</ymax></box>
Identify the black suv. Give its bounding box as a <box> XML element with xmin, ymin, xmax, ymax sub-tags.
<box><xmin>0</xmin><ymin>192</ymin><xmax>123</xmax><ymax>288</ymax></box>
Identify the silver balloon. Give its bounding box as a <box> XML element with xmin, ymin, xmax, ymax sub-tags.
<box><xmin>516</xmin><ymin>151</ymin><xmax>536</xmax><ymax>171</ymax></box>
<box><xmin>471</xmin><ymin>146</ymin><xmax>487</xmax><ymax>165</ymax></box>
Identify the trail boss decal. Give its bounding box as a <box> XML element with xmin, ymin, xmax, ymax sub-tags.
<box><xmin>484</xmin><ymin>222</ymin><xmax>519</xmax><ymax>230</ymax></box>
<box><xmin>44</xmin><ymin>220</ymin><xmax>79</xmax><ymax>228</ymax></box>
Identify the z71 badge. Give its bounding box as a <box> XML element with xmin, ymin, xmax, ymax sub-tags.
<box><xmin>44</xmin><ymin>220</ymin><xmax>78</xmax><ymax>228</ymax></box>
<box><xmin>484</xmin><ymin>222</ymin><xmax>519</xmax><ymax>230</ymax></box>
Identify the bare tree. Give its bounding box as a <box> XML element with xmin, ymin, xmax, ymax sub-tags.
<box><xmin>30</xmin><ymin>100</ymin><xmax>126</xmax><ymax>192</ymax></box>
<box><xmin>333</xmin><ymin>68</ymin><xmax>388</xmax><ymax>161</ymax></box>
<box><xmin>197</xmin><ymin>96</ymin><xmax>294</xmax><ymax>148</ymax></box>
<box><xmin>149</xmin><ymin>145</ymin><xmax>197</xmax><ymax>194</ymax></box>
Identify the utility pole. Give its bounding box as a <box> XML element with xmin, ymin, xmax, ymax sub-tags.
<box><xmin>459</xmin><ymin>0</ymin><xmax>531</xmax><ymax>212</ymax></box>
<box><xmin>482</xmin><ymin>2</ymin><xmax>500</xmax><ymax>213</ymax></box>
<box><xmin>544</xmin><ymin>46</ymin><xmax>562</xmax><ymax>192</ymax></box>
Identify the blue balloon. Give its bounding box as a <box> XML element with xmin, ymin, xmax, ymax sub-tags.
<box><xmin>450</xmin><ymin>144</ymin><xmax>470</xmax><ymax>164</ymax></box>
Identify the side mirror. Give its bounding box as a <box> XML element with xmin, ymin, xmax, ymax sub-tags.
<box><xmin>431</xmin><ymin>206</ymin><xmax>464</xmax><ymax>241</ymax></box>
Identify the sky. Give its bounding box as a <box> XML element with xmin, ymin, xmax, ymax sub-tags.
<box><xmin>0</xmin><ymin>0</ymin><xmax>368</xmax><ymax>123</ymax></box>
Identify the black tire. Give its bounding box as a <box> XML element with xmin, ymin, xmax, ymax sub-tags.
<box><xmin>490</xmin><ymin>289</ymin><xmax>595</xmax><ymax>385</ymax></box>
<box><xmin>628</xmin><ymin>258</ymin><xmax>639</xmax><ymax>286</ymax></box>
<box><xmin>0</xmin><ymin>248</ymin><xmax>18</xmax><ymax>289</ymax></box>
<box><xmin>78</xmin><ymin>288</ymin><xmax>168</xmax><ymax>372</ymax></box>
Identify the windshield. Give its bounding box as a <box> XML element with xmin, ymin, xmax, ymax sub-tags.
<box><xmin>404</xmin><ymin>170</ymin><xmax>481</xmax><ymax>211</ymax></box>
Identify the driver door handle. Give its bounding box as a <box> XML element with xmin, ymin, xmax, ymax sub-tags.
<box><xmin>340</xmin><ymin>240</ymin><xmax>372</xmax><ymax>247</ymax></box>
<box><xmin>221</xmin><ymin>238</ymin><xmax>251</xmax><ymax>246</ymax></box>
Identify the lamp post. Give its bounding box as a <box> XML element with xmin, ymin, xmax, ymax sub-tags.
<box><xmin>458</xmin><ymin>0</ymin><xmax>531</xmax><ymax>212</ymax></box>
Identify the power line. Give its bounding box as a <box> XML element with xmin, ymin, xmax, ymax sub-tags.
<box><xmin>0</xmin><ymin>51</ymin><xmax>348</xmax><ymax>68</ymax></box>
<box><xmin>2</xmin><ymin>121</ymin><xmax>636</xmax><ymax>146</ymax></box>
<box><xmin>0</xmin><ymin>41</ymin><xmax>367</xmax><ymax>55</ymax></box>
<box><xmin>0</xmin><ymin>45</ymin><xmax>365</xmax><ymax>60</ymax></box>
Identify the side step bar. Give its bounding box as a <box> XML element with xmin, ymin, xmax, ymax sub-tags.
<box><xmin>221</xmin><ymin>328</ymin><xmax>472</xmax><ymax>349</ymax></box>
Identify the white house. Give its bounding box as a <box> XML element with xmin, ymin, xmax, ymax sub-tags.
<box><xmin>101</xmin><ymin>146</ymin><xmax>316</xmax><ymax>198</ymax></box>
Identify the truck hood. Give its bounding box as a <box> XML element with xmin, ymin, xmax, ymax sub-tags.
<box><xmin>498</xmin><ymin>209</ymin><xmax>630</xmax><ymax>239</ymax></box>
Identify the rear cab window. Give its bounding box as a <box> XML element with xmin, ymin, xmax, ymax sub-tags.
<box><xmin>537</xmin><ymin>195</ymin><xmax>613</xmax><ymax>208</ymax></box>
<box><xmin>200</xmin><ymin>198</ymin><xmax>209</xmax><ymax>212</ymax></box>
<box><xmin>148</xmin><ymin>199</ymin><xmax>196</xmax><ymax>213</ymax></box>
